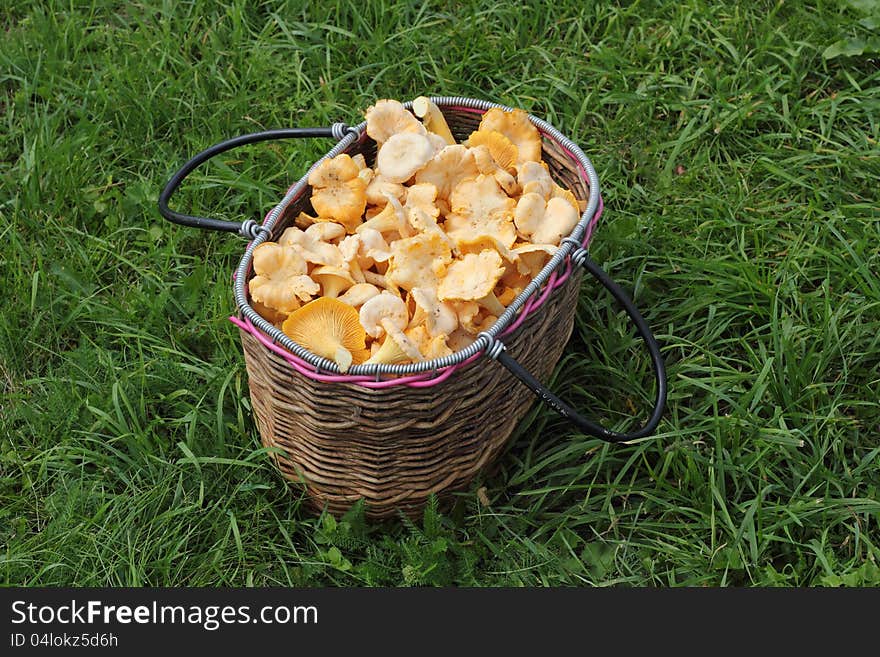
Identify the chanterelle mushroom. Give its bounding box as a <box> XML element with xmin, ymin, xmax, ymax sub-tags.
<box><xmin>338</xmin><ymin>283</ymin><xmax>382</xmax><ymax>309</ymax></box>
<box><xmin>414</xmin><ymin>145</ymin><xmax>480</xmax><ymax>201</ymax></box>
<box><xmin>514</xmin><ymin>193</ymin><xmax>579</xmax><ymax>246</ymax></box>
<box><xmin>365</xmin><ymin>98</ymin><xmax>427</xmax><ymax>145</ymax></box>
<box><xmin>386</xmin><ymin>231</ymin><xmax>453</xmax><ymax>292</ymax></box>
<box><xmin>412</xmin><ymin>96</ymin><xmax>456</xmax><ymax>145</ymax></box>
<box><xmin>248</xmin><ymin>243</ymin><xmax>319</xmax><ymax>313</ymax></box>
<box><xmin>307</xmin><ymin>154</ymin><xmax>367</xmax><ymax>232</ymax></box>
<box><xmin>278</xmin><ymin>227</ymin><xmax>345</xmax><ymax>268</ymax></box>
<box><xmin>444</xmin><ymin>175</ymin><xmax>517</xmax><ymax>248</ymax></box>
<box><xmin>467</xmin><ymin>130</ymin><xmax>518</xmax><ymax>172</ymax></box>
<box><xmin>358</xmin><ymin>292</ymin><xmax>409</xmax><ymax>339</ymax></box>
<box><xmin>517</xmin><ymin>161</ymin><xmax>554</xmax><ymax>198</ymax></box>
<box><xmin>409</xmin><ymin>287</ymin><xmax>458</xmax><ymax>337</ymax></box>
<box><xmin>281</xmin><ymin>297</ymin><xmax>369</xmax><ymax>373</ymax></box>
<box><xmin>365</xmin><ymin>318</ymin><xmax>425</xmax><ymax>365</ymax></box>
<box><xmin>311</xmin><ymin>265</ymin><xmax>356</xmax><ymax>298</ymax></box>
<box><xmin>437</xmin><ymin>250</ymin><xmax>506</xmax><ymax>308</ymax></box>
<box><xmin>377</xmin><ymin>132</ymin><xmax>435</xmax><ymax>184</ymax></box>
<box><xmin>478</xmin><ymin>107</ymin><xmax>543</xmax><ymax>163</ymax></box>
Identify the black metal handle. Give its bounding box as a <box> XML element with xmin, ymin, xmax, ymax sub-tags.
<box><xmin>497</xmin><ymin>251</ymin><xmax>667</xmax><ymax>442</ymax></box>
<box><xmin>157</xmin><ymin>128</ymin><xmax>338</xmax><ymax>235</ymax></box>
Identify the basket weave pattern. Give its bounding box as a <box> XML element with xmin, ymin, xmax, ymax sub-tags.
<box><xmin>241</xmin><ymin>271</ymin><xmax>580</xmax><ymax>518</ymax></box>
<box><xmin>238</xmin><ymin>106</ymin><xmax>591</xmax><ymax>518</ymax></box>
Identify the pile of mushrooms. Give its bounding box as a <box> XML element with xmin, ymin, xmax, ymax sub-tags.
<box><xmin>247</xmin><ymin>97</ymin><xmax>584</xmax><ymax>372</ymax></box>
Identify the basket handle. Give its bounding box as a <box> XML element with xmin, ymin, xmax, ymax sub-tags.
<box><xmin>494</xmin><ymin>248</ymin><xmax>667</xmax><ymax>442</ymax></box>
<box><xmin>157</xmin><ymin>126</ymin><xmax>354</xmax><ymax>238</ymax></box>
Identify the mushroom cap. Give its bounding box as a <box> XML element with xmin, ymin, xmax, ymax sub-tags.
<box><xmin>358</xmin><ymin>292</ymin><xmax>409</xmax><ymax>339</ymax></box>
<box><xmin>446</xmin><ymin>328</ymin><xmax>476</xmax><ymax>351</ymax></box>
<box><xmin>251</xmin><ymin>299</ymin><xmax>291</xmax><ymax>327</ymax></box>
<box><xmin>337</xmin><ymin>283</ymin><xmax>382</xmax><ymax>308</ymax></box>
<box><xmin>517</xmin><ymin>161</ymin><xmax>554</xmax><ymax>198</ymax></box>
<box><xmin>448</xmin><ymin>174</ymin><xmax>516</xmax><ymax>223</ymax></box>
<box><xmin>248</xmin><ymin>243</ymin><xmax>317</xmax><ymax>312</ymax></box>
<box><xmin>305</xmin><ymin>221</ymin><xmax>347</xmax><ymax>243</ymax></box>
<box><xmin>281</xmin><ymin>297</ymin><xmax>369</xmax><ymax>373</ymax></box>
<box><xmin>311</xmin><ymin>265</ymin><xmax>356</xmax><ymax>298</ymax></box>
<box><xmin>437</xmin><ymin>250</ymin><xmax>506</xmax><ymax>303</ymax></box>
<box><xmin>414</xmin><ymin>145</ymin><xmax>480</xmax><ymax>201</ymax></box>
<box><xmin>365</xmin><ymin>99</ymin><xmax>427</xmax><ymax>145</ymax></box>
<box><xmin>404</xmin><ymin>182</ymin><xmax>440</xmax><ymax>219</ymax></box>
<box><xmin>279</xmin><ymin>227</ymin><xmax>346</xmax><ymax>268</ymax></box>
<box><xmin>410</xmin><ymin>286</ymin><xmax>458</xmax><ymax>337</ymax></box>
<box><xmin>467</xmin><ymin>130</ymin><xmax>518</xmax><ymax>172</ymax></box>
<box><xmin>478</xmin><ymin>107</ymin><xmax>542</xmax><ymax>163</ymax></box>
<box><xmin>406</xmin><ymin>325</ymin><xmax>453</xmax><ymax>360</ymax></box>
<box><xmin>365</xmin><ymin>174</ymin><xmax>407</xmax><ymax>206</ymax></box>
<box><xmin>307</xmin><ymin>154</ymin><xmax>367</xmax><ymax>232</ymax></box>
<box><xmin>376</xmin><ymin>132</ymin><xmax>435</xmax><ymax>184</ymax></box>
<box><xmin>358</xmin><ymin>228</ymin><xmax>392</xmax><ymax>263</ymax></box>
<box><xmin>365</xmin><ymin>318</ymin><xmax>425</xmax><ymax>365</ymax></box>
<box><xmin>512</xmin><ymin>243</ymin><xmax>557</xmax><ymax>277</ymax></box>
<box><xmin>356</xmin><ymin>200</ymin><xmax>410</xmax><ymax>239</ymax></box>
<box><xmin>453</xmin><ymin>301</ymin><xmax>481</xmax><ymax>334</ymax></box>
<box><xmin>514</xmin><ymin>195</ymin><xmax>578</xmax><ymax>246</ymax></box>
<box><xmin>386</xmin><ymin>231</ymin><xmax>453</xmax><ymax>292</ymax></box>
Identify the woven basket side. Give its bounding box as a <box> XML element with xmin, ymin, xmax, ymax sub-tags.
<box><xmin>240</xmin><ymin>269</ymin><xmax>582</xmax><ymax>518</ymax></box>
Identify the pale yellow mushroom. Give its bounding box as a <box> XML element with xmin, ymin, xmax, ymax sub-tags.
<box><xmin>294</xmin><ymin>211</ymin><xmax>318</xmax><ymax>229</ymax></box>
<box><xmin>446</xmin><ymin>329</ymin><xmax>476</xmax><ymax>351</ymax></box>
<box><xmin>365</xmin><ymin>318</ymin><xmax>425</xmax><ymax>365</ymax></box>
<box><xmin>406</xmin><ymin>325</ymin><xmax>453</xmax><ymax>360</ymax></box>
<box><xmin>376</xmin><ymin>132</ymin><xmax>435</xmax><ymax>184</ymax></box>
<box><xmin>469</xmin><ymin>145</ymin><xmax>519</xmax><ymax>196</ymax></box>
<box><xmin>337</xmin><ymin>283</ymin><xmax>382</xmax><ymax>309</ymax></box>
<box><xmin>409</xmin><ymin>287</ymin><xmax>458</xmax><ymax>337</ymax></box>
<box><xmin>304</xmin><ymin>221</ymin><xmax>346</xmax><ymax>243</ymax></box>
<box><xmin>517</xmin><ymin>161</ymin><xmax>554</xmax><ymax>198</ymax></box>
<box><xmin>247</xmin><ymin>243</ymin><xmax>319</xmax><ymax>313</ymax></box>
<box><xmin>452</xmin><ymin>301</ymin><xmax>481</xmax><ymax>334</ymax></box>
<box><xmin>307</xmin><ymin>154</ymin><xmax>367</xmax><ymax>233</ymax></box>
<box><xmin>513</xmin><ymin>193</ymin><xmax>579</xmax><ymax>246</ymax></box>
<box><xmin>365</xmin><ymin>99</ymin><xmax>427</xmax><ymax>145</ymax></box>
<box><xmin>478</xmin><ymin>107</ymin><xmax>542</xmax><ymax>163</ymax></box>
<box><xmin>358</xmin><ymin>292</ymin><xmax>409</xmax><ymax>339</ymax></box>
<box><xmin>281</xmin><ymin>297</ymin><xmax>369</xmax><ymax>373</ymax></box>
<box><xmin>386</xmin><ymin>231</ymin><xmax>453</xmax><ymax>292</ymax></box>
<box><xmin>356</xmin><ymin>199</ymin><xmax>412</xmax><ymax>240</ymax></box>
<box><xmin>437</xmin><ymin>250</ymin><xmax>506</xmax><ymax>310</ymax></box>
<box><xmin>365</xmin><ymin>174</ymin><xmax>407</xmax><ymax>207</ymax></box>
<box><xmin>311</xmin><ymin>265</ymin><xmax>356</xmax><ymax>298</ymax></box>
<box><xmin>357</xmin><ymin>228</ymin><xmax>393</xmax><ymax>263</ymax></box>
<box><xmin>467</xmin><ymin>130</ymin><xmax>518</xmax><ymax>172</ymax></box>
<box><xmin>512</xmin><ymin>243</ymin><xmax>558</xmax><ymax>277</ymax></box>
<box><xmin>251</xmin><ymin>299</ymin><xmax>291</xmax><ymax>327</ymax></box>
<box><xmin>412</xmin><ymin>96</ymin><xmax>456</xmax><ymax>145</ymax></box>
<box><xmin>551</xmin><ymin>183</ymin><xmax>585</xmax><ymax>212</ymax></box>
<box><xmin>444</xmin><ymin>175</ymin><xmax>517</xmax><ymax>249</ymax></box>
<box><xmin>414</xmin><ymin>145</ymin><xmax>480</xmax><ymax>201</ymax></box>
<box><xmin>362</xmin><ymin>270</ymin><xmax>401</xmax><ymax>296</ymax></box>
<box><xmin>278</xmin><ymin>227</ymin><xmax>346</xmax><ymax>268</ymax></box>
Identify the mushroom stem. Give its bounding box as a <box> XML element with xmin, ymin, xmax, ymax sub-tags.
<box><xmin>477</xmin><ymin>291</ymin><xmax>507</xmax><ymax>317</ymax></box>
<box><xmin>413</xmin><ymin>96</ymin><xmax>456</xmax><ymax>145</ymax></box>
<box><xmin>335</xmin><ymin>345</ymin><xmax>354</xmax><ymax>373</ymax></box>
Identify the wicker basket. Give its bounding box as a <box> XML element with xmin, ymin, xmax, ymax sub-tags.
<box><xmin>158</xmin><ymin>97</ymin><xmax>666</xmax><ymax>519</ymax></box>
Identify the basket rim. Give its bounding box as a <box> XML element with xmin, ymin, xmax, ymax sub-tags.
<box><xmin>233</xmin><ymin>96</ymin><xmax>601</xmax><ymax>378</ymax></box>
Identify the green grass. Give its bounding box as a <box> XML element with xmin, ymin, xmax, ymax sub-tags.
<box><xmin>1</xmin><ymin>0</ymin><xmax>878</xmax><ymax>587</ymax></box>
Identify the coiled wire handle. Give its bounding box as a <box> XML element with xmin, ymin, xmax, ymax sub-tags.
<box><xmin>495</xmin><ymin>247</ymin><xmax>667</xmax><ymax>442</ymax></box>
<box><xmin>157</xmin><ymin>127</ymin><xmax>343</xmax><ymax>237</ymax></box>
